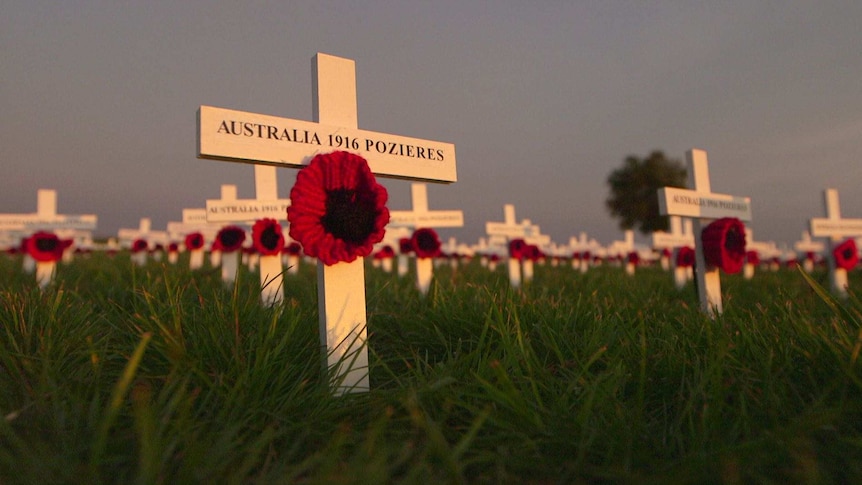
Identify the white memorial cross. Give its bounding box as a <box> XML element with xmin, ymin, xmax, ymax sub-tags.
<box><xmin>118</xmin><ymin>217</ymin><xmax>169</xmax><ymax>265</ymax></box>
<box><xmin>793</xmin><ymin>230</ymin><xmax>824</xmax><ymax>272</ymax></box>
<box><xmin>197</xmin><ymin>53</ymin><xmax>457</xmax><ymax>394</ymax></box>
<box><xmin>1</xmin><ymin>189</ymin><xmax>97</xmax><ymax>284</ymax></box>
<box><xmin>206</xmin><ymin>166</ymin><xmax>290</xmax><ymax>304</ymax></box>
<box><xmin>389</xmin><ymin>183</ymin><xmax>464</xmax><ymax>294</ymax></box>
<box><xmin>485</xmin><ymin>204</ymin><xmax>538</xmax><ymax>288</ymax></box>
<box><xmin>658</xmin><ymin>149</ymin><xmax>752</xmax><ymax>315</ymax></box>
<box><xmin>809</xmin><ymin>188</ymin><xmax>862</xmax><ymax>297</ymax></box>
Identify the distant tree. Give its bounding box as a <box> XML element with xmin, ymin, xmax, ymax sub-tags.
<box><xmin>605</xmin><ymin>151</ymin><xmax>687</xmax><ymax>234</ymax></box>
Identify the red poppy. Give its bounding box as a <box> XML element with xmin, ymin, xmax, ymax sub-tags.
<box><xmin>131</xmin><ymin>239</ymin><xmax>149</xmax><ymax>254</ymax></box>
<box><xmin>509</xmin><ymin>239</ymin><xmax>527</xmax><ymax>260</ymax></box>
<box><xmin>25</xmin><ymin>231</ymin><xmax>65</xmax><ymax>262</ymax></box>
<box><xmin>287</xmin><ymin>151</ymin><xmax>389</xmax><ymax>266</ymax></box>
<box><xmin>627</xmin><ymin>251</ymin><xmax>639</xmax><ymax>264</ymax></box>
<box><xmin>833</xmin><ymin>238</ymin><xmax>858</xmax><ymax>270</ymax></box>
<box><xmin>661</xmin><ymin>248</ymin><xmax>671</xmax><ymax>258</ymax></box>
<box><xmin>525</xmin><ymin>244</ymin><xmax>544</xmax><ymax>261</ymax></box>
<box><xmin>398</xmin><ymin>237</ymin><xmax>414</xmax><ymax>254</ymax></box>
<box><xmin>746</xmin><ymin>250</ymin><xmax>760</xmax><ymax>265</ymax></box>
<box><xmin>582</xmin><ymin>251</ymin><xmax>591</xmax><ymax>261</ymax></box>
<box><xmin>185</xmin><ymin>232</ymin><xmax>205</xmax><ymax>251</ymax></box>
<box><xmin>377</xmin><ymin>245</ymin><xmax>395</xmax><ymax>258</ymax></box>
<box><xmin>701</xmin><ymin>218</ymin><xmax>746</xmax><ymax>274</ymax></box>
<box><xmin>284</xmin><ymin>242</ymin><xmax>302</xmax><ymax>256</ymax></box>
<box><xmin>676</xmin><ymin>246</ymin><xmax>695</xmax><ymax>267</ymax></box>
<box><xmin>168</xmin><ymin>242</ymin><xmax>179</xmax><ymax>252</ymax></box>
<box><xmin>251</xmin><ymin>218</ymin><xmax>285</xmax><ymax>256</ymax></box>
<box><xmin>411</xmin><ymin>228</ymin><xmax>441</xmax><ymax>259</ymax></box>
<box><xmin>215</xmin><ymin>225</ymin><xmax>246</xmax><ymax>253</ymax></box>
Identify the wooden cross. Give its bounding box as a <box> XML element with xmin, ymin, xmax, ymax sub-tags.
<box><xmin>205</xmin><ymin>166</ymin><xmax>290</xmax><ymax>304</ymax></box>
<box><xmin>389</xmin><ymin>183</ymin><xmax>464</xmax><ymax>294</ymax></box>
<box><xmin>485</xmin><ymin>204</ymin><xmax>536</xmax><ymax>288</ymax></box>
<box><xmin>197</xmin><ymin>53</ymin><xmax>457</xmax><ymax>394</ymax></box>
<box><xmin>809</xmin><ymin>188</ymin><xmax>862</xmax><ymax>297</ymax></box>
<box><xmin>658</xmin><ymin>149</ymin><xmax>752</xmax><ymax>315</ymax></box>
<box><xmin>793</xmin><ymin>230</ymin><xmax>824</xmax><ymax>272</ymax></box>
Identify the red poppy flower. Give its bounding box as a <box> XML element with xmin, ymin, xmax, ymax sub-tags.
<box><xmin>131</xmin><ymin>239</ymin><xmax>149</xmax><ymax>254</ymax></box>
<box><xmin>627</xmin><ymin>251</ymin><xmax>639</xmax><ymax>264</ymax></box>
<box><xmin>284</xmin><ymin>242</ymin><xmax>302</xmax><ymax>256</ymax></box>
<box><xmin>509</xmin><ymin>239</ymin><xmax>527</xmax><ymax>260</ymax></box>
<box><xmin>168</xmin><ymin>242</ymin><xmax>179</xmax><ymax>252</ymax></box>
<box><xmin>377</xmin><ymin>245</ymin><xmax>395</xmax><ymax>258</ymax></box>
<box><xmin>216</xmin><ymin>225</ymin><xmax>246</xmax><ymax>253</ymax></box>
<box><xmin>833</xmin><ymin>238</ymin><xmax>858</xmax><ymax>270</ymax></box>
<box><xmin>251</xmin><ymin>218</ymin><xmax>285</xmax><ymax>256</ymax></box>
<box><xmin>676</xmin><ymin>246</ymin><xmax>695</xmax><ymax>267</ymax></box>
<box><xmin>25</xmin><ymin>231</ymin><xmax>64</xmax><ymax>262</ymax></box>
<box><xmin>287</xmin><ymin>151</ymin><xmax>389</xmax><ymax>266</ymax></box>
<box><xmin>398</xmin><ymin>237</ymin><xmax>414</xmax><ymax>254</ymax></box>
<box><xmin>185</xmin><ymin>232</ymin><xmax>205</xmax><ymax>251</ymax></box>
<box><xmin>701</xmin><ymin>218</ymin><xmax>746</xmax><ymax>274</ymax></box>
<box><xmin>746</xmin><ymin>250</ymin><xmax>760</xmax><ymax>265</ymax></box>
<box><xmin>411</xmin><ymin>228</ymin><xmax>441</xmax><ymax>259</ymax></box>
<box><xmin>582</xmin><ymin>251</ymin><xmax>591</xmax><ymax>260</ymax></box>
<box><xmin>525</xmin><ymin>244</ymin><xmax>543</xmax><ymax>261</ymax></box>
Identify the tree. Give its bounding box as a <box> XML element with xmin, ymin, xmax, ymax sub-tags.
<box><xmin>605</xmin><ymin>150</ymin><xmax>687</xmax><ymax>234</ymax></box>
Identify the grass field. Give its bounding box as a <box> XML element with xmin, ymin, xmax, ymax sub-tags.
<box><xmin>1</xmin><ymin>253</ymin><xmax>861</xmax><ymax>484</ymax></box>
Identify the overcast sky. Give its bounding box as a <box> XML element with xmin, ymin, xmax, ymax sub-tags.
<box><xmin>3</xmin><ymin>1</ymin><xmax>861</xmax><ymax>249</ymax></box>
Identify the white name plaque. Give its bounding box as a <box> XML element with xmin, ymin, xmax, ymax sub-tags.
<box><xmin>810</xmin><ymin>218</ymin><xmax>862</xmax><ymax>237</ymax></box>
<box><xmin>205</xmin><ymin>199</ymin><xmax>290</xmax><ymax>223</ymax></box>
<box><xmin>658</xmin><ymin>187</ymin><xmax>752</xmax><ymax>221</ymax></box>
<box><xmin>198</xmin><ymin>105</ymin><xmax>457</xmax><ymax>183</ymax></box>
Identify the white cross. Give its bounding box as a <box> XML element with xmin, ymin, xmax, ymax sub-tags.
<box><xmin>388</xmin><ymin>183</ymin><xmax>464</xmax><ymax>294</ymax></box>
<box><xmin>197</xmin><ymin>53</ymin><xmax>457</xmax><ymax>394</ymax></box>
<box><xmin>485</xmin><ymin>204</ymin><xmax>542</xmax><ymax>287</ymax></box>
<box><xmin>793</xmin><ymin>230</ymin><xmax>824</xmax><ymax>272</ymax></box>
<box><xmin>809</xmin><ymin>188</ymin><xmax>862</xmax><ymax>297</ymax></box>
<box><xmin>658</xmin><ymin>149</ymin><xmax>753</xmax><ymax>315</ymax></box>
<box><xmin>0</xmin><ymin>189</ymin><xmax>97</xmax><ymax>236</ymax></box>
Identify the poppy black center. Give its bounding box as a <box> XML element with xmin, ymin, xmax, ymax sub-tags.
<box><xmin>843</xmin><ymin>248</ymin><xmax>854</xmax><ymax>259</ymax></box>
<box><xmin>36</xmin><ymin>238</ymin><xmax>57</xmax><ymax>252</ymax></box>
<box><xmin>321</xmin><ymin>189</ymin><xmax>376</xmax><ymax>244</ymax></box>
<box><xmin>190</xmin><ymin>235</ymin><xmax>202</xmax><ymax>247</ymax></box>
<box><xmin>724</xmin><ymin>227</ymin><xmax>743</xmax><ymax>253</ymax></box>
<box><xmin>260</xmin><ymin>226</ymin><xmax>280</xmax><ymax>250</ymax></box>
<box><xmin>416</xmin><ymin>231</ymin><xmax>438</xmax><ymax>252</ymax></box>
<box><xmin>220</xmin><ymin>230</ymin><xmax>243</xmax><ymax>248</ymax></box>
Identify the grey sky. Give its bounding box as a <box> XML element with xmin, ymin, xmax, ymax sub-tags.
<box><xmin>2</xmin><ymin>1</ymin><xmax>861</xmax><ymax>248</ymax></box>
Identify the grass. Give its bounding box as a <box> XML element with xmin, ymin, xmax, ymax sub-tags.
<box><xmin>1</xmin><ymin>253</ymin><xmax>862</xmax><ymax>483</ymax></box>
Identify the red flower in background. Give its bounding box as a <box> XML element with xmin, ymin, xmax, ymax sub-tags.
<box><xmin>509</xmin><ymin>239</ymin><xmax>527</xmax><ymax>260</ymax></box>
<box><xmin>168</xmin><ymin>242</ymin><xmax>179</xmax><ymax>252</ymax></box>
<box><xmin>25</xmin><ymin>231</ymin><xmax>64</xmax><ymax>262</ymax></box>
<box><xmin>701</xmin><ymin>218</ymin><xmax>746</xmax><ymax>274</ymax></box>
<box><xmin>252</xmin><ymin>218</ymin><xmax>285</xmax><ymax>256</ymax></box>
<box><xmin>525</xmin><ymin>244</ymin><xmax>544</xmax><ymax>261</ymax></box>
<box><xmin>676</xmin><ymin>246</ymin><xmax>695</xmax><ymax>268</ymax></box>
<box><xmin>284</xmin><ymin>242</ymin><xmax>303</xmax><ymax>256</ymax></box>
<box><xmin>398</xmin><ymin>237</ymin><xmax>414</xmax><ymax>254</ymax></box>
<box><xmin>216</xmin><ymin>225</ymin><xmax>246</xmax><ymax>253</ymax></box>
<box><xmin>376</xmin><ymin>245</ymin><xmax>395</xmax><ymax>259</ymax></box>
<box><xmin>833</xmin><ymin>238</ymin><xmax>858</xmax><ymax>270</ymax></box>
<box><xmin>411</xmin><ymin>228</ymin><xmax>441</xmax><ymax>259</ymax></box>
<box><xmin>627</xmin><ymin>251</ymin><xmax>639</xmax><ymax>264</ymax></box>
<box><xmin>185</xmin><ymin>232</ymin><xmax>204</xmax><ymax>251</ymax></box>
<box><xmin>287</xmin><ymin>151</ymin><xmax>389</xmax><ymax>265</ymax></box>
<box><xmin>131</xmin><ymin>239</ymin><xmax>148</xmax><ymax>254</ymax></box>
<box><xmin>746</xmin><ymin>250</ymin><xmax>760</xmax><ymax>266</ymax></box>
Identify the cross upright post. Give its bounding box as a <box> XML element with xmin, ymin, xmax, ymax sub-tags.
<box><xmin>809</xmin><ymin>189</ymin><xmax>862</xmax><ymax>297</ymax></box>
